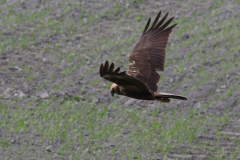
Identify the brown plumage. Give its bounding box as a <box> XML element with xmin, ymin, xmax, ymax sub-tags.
<box><xmin>99</xmin><ymin>10</ymin><xmax>187</xmax><ymax>102</ymax></box>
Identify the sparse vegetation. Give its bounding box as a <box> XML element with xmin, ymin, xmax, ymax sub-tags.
<box><xmin>0</xmin><ymin>0</ymin><xmax>240</xmax><ymax>159</ymax></box>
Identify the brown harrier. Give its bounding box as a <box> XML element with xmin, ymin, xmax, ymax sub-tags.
<box><xmin>99</xmin><ymin>10</ymin><xmax>187</xmax><ymax>102</ymax></box>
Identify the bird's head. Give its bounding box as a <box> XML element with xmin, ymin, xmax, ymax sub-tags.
<box><xmin>110</xmin><ymin>83</ymin><xmax>118</xmax><ymax>96</ymax></box>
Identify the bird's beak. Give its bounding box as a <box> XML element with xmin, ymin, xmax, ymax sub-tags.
<box><xmin>111</xmin><ymin>91</ymin><xmax>114</xmax><ymax>97</ymax></box>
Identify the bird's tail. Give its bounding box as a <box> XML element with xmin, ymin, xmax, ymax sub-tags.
<box><xmin>153</xmin><ymin>92</ymin><xmax>187</xmax><ymax>102</ymax></box>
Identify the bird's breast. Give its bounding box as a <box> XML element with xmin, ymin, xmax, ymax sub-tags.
<box><xmin>119</xmin><ymin>85</ymin><xmax>153</xmax><ymax>100</ymax></box>
<box><xmin>119</xmin><ymin>85</ymin><xmax>143</xmax><ymax>93</ymax></box>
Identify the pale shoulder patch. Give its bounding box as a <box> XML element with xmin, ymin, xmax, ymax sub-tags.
<box><xmin>159</xmin><ymin>92</ymin><xmax>175</xmax><ymax>95</ymax></box>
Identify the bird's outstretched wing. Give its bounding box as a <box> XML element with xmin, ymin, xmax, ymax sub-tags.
<box><xmin>100</xmin><ymin>60</ymin><xmax>151</xmax><ymax>93</ymax></box>
<box><xmin>127</xmin><ymin>10</ymin><xmax>177</xmax><ymax>92</ymax></box>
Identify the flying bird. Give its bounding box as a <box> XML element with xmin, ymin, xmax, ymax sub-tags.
<box><xmin>99</xmin><ymin>10</ymin><xmax>187</xmax><ymax>102</ymax></box>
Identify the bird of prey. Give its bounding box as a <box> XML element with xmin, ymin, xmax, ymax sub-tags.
<box><xmin>99</xmin><ymin>10</ymin><xmax>187</xmax><ymax>102</ymax></box>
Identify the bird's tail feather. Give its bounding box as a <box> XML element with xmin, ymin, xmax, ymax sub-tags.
<box><xmin>153</xmin><ymin>92</ymin><xmax>187</xmax><ymax>102</ymax></box>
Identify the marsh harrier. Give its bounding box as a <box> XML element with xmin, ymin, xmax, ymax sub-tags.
<box><xmin>99</xmin><ymin>10</ymin><xmax>187</xmax><ymax>102</ymax></box>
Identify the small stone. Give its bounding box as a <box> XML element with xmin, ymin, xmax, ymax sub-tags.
<box><xmin>10</xmin><ymin>139</ymin><xmax>16</xmax><ymax>144</ymax></box>
<box><xmin>110</xmin><ymin>144</ymin><xmax>116</xmax><ymax>148</ymax></box>
<box><xmin>3</xmin><ymin>88</ymin><xmax>12</xmax><ymax>98</ymax></box>
<box><xmin>83</xmin><ymin>132</ymin><xmax>89</xmax><ymax>136</ymax></box>
<box><xmin>20</xmin><ymin>128</ymin><xmax>25</xmax><ymax>134</ymax></box>
<box><xmin>15</xmin><ymin>66</ymin><xmax>21</xmax><ymax>71</ymax></box>
<box><xmin>226</xmin><ymin>74</ymin><xmax>229</xmax><ymax>78</ymax></box>
<box><xmin>56</xmin><ymin>90</ymin><xmax>66</xmax><ymax>97</ymax></box>
<box><xmin>183</xmin><ymin>34</ymin><xmax>189</xmax><ymax>40</ymax></box>
<box><xmin>216</xmin><ymin>89</ymin><xmax>221</xmax><ymax>92</ymax></box>
<box><xmin>18</xmin><ymin>91</ymin><xmax>27</xmax><ymax>98</ymax></box>
<box><xmin>126</xmin><ymin>26</ymin><xmax>133</xmax><ymax>31</ymax></box>
<box><xmin>1</xmin><ymin>79</ymin><xmax>5</xmax><ymax>85</ymax></box>
<box><xmin>46</xmin><ymin>145</ymin><xmax>53</xmax><ymax>152</ymax></box>
<box><xmin>43</xmin><ymin>58</ymin><xmax>47</xmax><ymax>62</ymax></box>
<box><xmin>221</xmin><ymin>85</ymin><xmax>226</xmax><ymax>89</ymax></box>
<box><xmin>83</xmin><ymin>18</ymin><xmax>88</xmax><ymax>24</ymax></box>
<box><xmin>13</xmin><ymin>91</ymin><xmax>26</xmax><ymax>98</ymax></box>
<box><xmin>93</xmin><ymin>97</ymin><xmax>100</xmax><ymax>103</ymax></box>
<box><xmin>53</xmin><ymin>154</ymin><xmax>59</xmax><ymax>159</ymax></box>
<box><xmin>169</xmin><ymin>78</ymin><xmax>174</xmax><ymax>83</ymax></box>
<box><xmin>9</xmin><ymin>66</ymin><xmax>21</xmax><ymax>71</ymax></box>
<box><xmin>195</xmin><ymin>102</ymin><xmax>201</xmax><ymax>109</ymax></box>
<box><xmin>37</xmin><ymin>91</ymin><xmax>49</xmax><ymax>99</ymax></box>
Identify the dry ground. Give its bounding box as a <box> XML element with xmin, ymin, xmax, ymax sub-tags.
<box><xmin>1</xmin><ymin>0</ymin><xmax>240</xmax><ymax>159</ymax></box>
